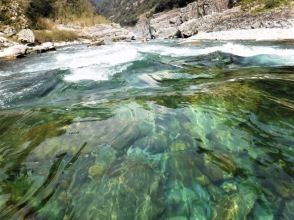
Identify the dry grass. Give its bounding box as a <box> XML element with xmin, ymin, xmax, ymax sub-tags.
<box><xmin>34</xmin><ymin>30</ymin><xmax>79</xmax><ymax>43</ymax></box>
<box><xmin>239</xmin><ymin>0</ymin><xmax>291</xmax><ymax>11</ymax></box>
<box><xmin>57</xmin><ymin>15</ymin><xmax>110</xmax><ymax>27</ymax></box>
<box><xmin>36</xmin><ymin>18</ymin><xmax>55</xmax><ymax>30</ymax></box>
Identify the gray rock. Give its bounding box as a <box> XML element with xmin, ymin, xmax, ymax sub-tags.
<box><xmin>133</xmin><ymin>0</ymin><xmax>293</xmax><ymax>39</ymax></box>
<box><xmin>179</xmin><ymin>19</ymin><xmax>199</xmax><ymax>38</ymax></box>
<box><xmin>17</xmin><ymin>29</ymin><xmax>35</xmax><ymax>44</ymax></box>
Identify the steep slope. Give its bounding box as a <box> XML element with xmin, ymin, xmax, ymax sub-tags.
<box><xmin>97</xmin><ymin>0</ymin><xmax>195</xmax><ymax>25</ymax></box>
<box><xmin>132</xmin><ymin>0</ymin><xmax>294</xmax><ymax>39</ymax></box>
<box><xmin>0</xmin><ymin>0</ymin><xmax>97</xmax><ymax>29</ymax></box>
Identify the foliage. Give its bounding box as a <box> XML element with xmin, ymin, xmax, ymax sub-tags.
<box><xmin>1</xmin><ymin>0</ymin><xmax>108</xmax><ymax>29</ymax></box>
<box><xmin>26</xmin><ymin>0</ymin><xmax>54</xmax><ymax>25</ymax></box>
<box><xmin>238</xmin><ymin>0</ymin><xmax>291</xmax><ymax>11</ymax></box>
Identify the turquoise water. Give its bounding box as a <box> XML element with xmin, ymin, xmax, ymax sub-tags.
<box><xmin>0</xmin><ymin>41</ymin><xmax>293</xmax><ymax>219</ymax></box>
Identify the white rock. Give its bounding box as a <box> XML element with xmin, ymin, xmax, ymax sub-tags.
<box><xmin>32</xmin><ymin>42</ymin><xmax>55</xmax><ymax>53</ymax></box>
<box><xmin>17</xmin><ymin>29</ymin><xmax>35</xmax><ymax>43</ymax></box>
<box><xmin>0</xmin><ymin>45</ymin><xmax>28</xmax><ymax>58</ymax></box>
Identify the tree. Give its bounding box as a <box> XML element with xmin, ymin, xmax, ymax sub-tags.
<box><xmin>26</xmin><ymin>0</ymin><xmax>54</xmax><ymax>24</ymax></box>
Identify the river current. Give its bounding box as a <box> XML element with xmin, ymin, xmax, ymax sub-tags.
<box><xmin>0</xmin><ymin>40</ymin><xmax>293</xmax><ymax>219</ymax></box>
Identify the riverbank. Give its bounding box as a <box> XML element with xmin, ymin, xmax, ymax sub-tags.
<box><xmin>0</xmin><ymin>22</ymin><xmax>135</xmax><ymax>59</ymax></box>
<box><xmin>185</xmin><ymin>28</ymin><xmax>294</xmax><ymax>42</ymax></box>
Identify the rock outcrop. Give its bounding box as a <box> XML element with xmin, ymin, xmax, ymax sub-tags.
<box><xmin>134</xmin><ymin>0</ymin><xmax>231</xmax><ymax>39</ymax></box>
<box><xmin>133</xmin><ymin>0</ymin><xmax>294</xmax><ymax>40</ymax></box>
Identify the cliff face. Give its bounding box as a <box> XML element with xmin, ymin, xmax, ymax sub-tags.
<box><xmin>133</xmin><ymin>0</ymin><xmax>294</xmax><ymax>39</ymax></box>
<box><xmin>97</xmin><ymin>0</ymin><xmax>196</xmax><ymax>25</ymax></box>
<box><xmin>133</xmin><ymin>0</ymin><xmax>230</xmax><ymax>39</ymax></box>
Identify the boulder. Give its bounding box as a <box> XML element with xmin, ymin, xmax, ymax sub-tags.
<box><xmin>0</xmin><ymin>45</ymin><xmax>28</xmax><ymax>59</ymax></box>
<box><xmin>179</xmin><ymin>19</ymin><xmax>200</xmax><ymax>38</ymax></box>
<box><xmin>17</xmin><ymin>29</ymin><xmax>35</xmax><ymax>43</ymax></box>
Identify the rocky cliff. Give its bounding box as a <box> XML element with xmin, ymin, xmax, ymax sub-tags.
<box><xmin>97</xmin><ymin>0</ymin><xmax>196</xmax><ymax>25</ymax></box>
<box><xmin>133</xmin><ymin>0</ymin><xmax>294</xmax><ymax>39</ymax></box>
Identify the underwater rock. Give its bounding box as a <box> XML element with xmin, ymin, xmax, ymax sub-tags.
<box><xmin>73</xmin><ymin>157</ymin><xmax>165</xmax><ymax>220</ymax></box>
<box><xmin>170</xmin><ymin>141</ymin><xmax>187</xmax><ymax>153</ymax></box>
<box><xmin>211</xmin><ymin>182</ymin><xmax>257</xmax><ymax>220</ymax></box>
<box><xmin>221</xmin><ymin>181</ymin><xmax>238</xmax><ymax>193</ymax></box>
<box><xmin>250</xmin><ymin>198</ymin><xmax>274</xmax><ymax>220</ymax></box>
<box><xmin>165</xmin><ymin>183</ymin><xmax>211</xmax><ymax>219</ymax></box>
<box><xmin>281</xmin><ymin>199</ymin><xmax>294</xmax><ymax>220</ymax></box>
<box><xmin>88</xmin><ymin>164</ymin><xmax>106</xmax><ymax>179</ymax></box>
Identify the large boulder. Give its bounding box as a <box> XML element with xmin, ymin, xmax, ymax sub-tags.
<box><xmin>17</xmin><ymin>29</ymin><xmax>35</xmax><ymax>44</ymax></box>
<box><xmin>0</xmin><ymin>45</ymin><xmax>28</xmax><ymax>59</ymax></box>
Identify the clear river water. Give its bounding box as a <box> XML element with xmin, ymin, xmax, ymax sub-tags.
<box><xmin>0</xmin><ymin>40</ymin><xmax>293</xmax><ymax>219</ymax></box>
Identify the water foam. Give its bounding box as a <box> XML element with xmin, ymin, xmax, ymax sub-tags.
<box><xmin>137</xmin><ymin>43</ymin><xmax>294</xmax><ymax>59</ymax></box>
<box><xmin>9</xmin><ymin>42</ymin><xmax>294</xmax><ymax>83</ymax></box>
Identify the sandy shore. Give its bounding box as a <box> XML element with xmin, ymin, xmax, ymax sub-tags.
<box><xmin>186</xmin><ymin>28</ymin><xmax>294</xmax><ymax>41</ymax></box>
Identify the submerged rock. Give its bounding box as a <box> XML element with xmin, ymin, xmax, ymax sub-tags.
<box><xmin>211</xmin><ymin>182</ymin><xmax>257</xmax><ymax>220</ymax></box>
<box><xmin>164</xmin><ymin>183</ymin><xmax>211</xmax><ymax>219</ymax></box>
<box><xmin>73</xmin><ymin>157</ymin><xmax>165</xmax><ymax>219</ymax></box>
<box><xmin>88</xmin><ymin>164</ymin><xmax>106</xmax><ymax>179</ymax></box>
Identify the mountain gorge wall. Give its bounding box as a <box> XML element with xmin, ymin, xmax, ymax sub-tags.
<box><xmin>133</xmin><ymin>0</ymin><xmax>294</xmax><ymax>40</ymax></box>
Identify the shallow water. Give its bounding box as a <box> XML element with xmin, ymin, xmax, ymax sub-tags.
<box><xmin>0</xmin><ymin>40</ymin><xmax>293</xmax><ymax>219</ymax></box>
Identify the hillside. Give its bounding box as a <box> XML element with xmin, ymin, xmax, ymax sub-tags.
<box><xmin>0</xmin><ymin>0</ymin><xmax>100</xmax><ymax>29</ymax></box>
<box><xmin>96</xmin><ymin>0</ymin><xmax>292</xmax><ymax>26</ymax></box>
<box><xmin>96</xmin><ymin>0</ymin><xmax>195</xmax><ymax>26</ymax></box>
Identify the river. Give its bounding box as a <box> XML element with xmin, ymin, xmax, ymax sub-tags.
<box><xmin>0</xmin><ymin>40</ymin><xmax>293</xmax><ymax>219</ymax></box>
